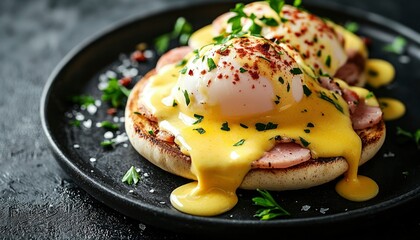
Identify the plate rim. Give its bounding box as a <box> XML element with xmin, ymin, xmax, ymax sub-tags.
<box><xmin>40</xmin><ymin>0</ymin><xmax>420</xmax><ymax>234</ymax></box>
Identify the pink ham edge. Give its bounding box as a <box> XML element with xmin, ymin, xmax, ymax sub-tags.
<box><xmin>251</xmin><ymin>143</ymin><xmax>311</xmax><ymax>169</ymax></box>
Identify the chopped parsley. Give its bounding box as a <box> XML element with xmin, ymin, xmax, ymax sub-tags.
<box><xmin>325</xmin><ymin>55</ymin><xmax>331</xmax><ymax>68</ymax></box>
<box><xmin>221</xmin><ymin>122</ymin><xmax>230</xmax><ymax>131</ymax></box>
<box><xmin>365</xmin><ymin>91</ymin><xmax>374</xmax><ymax>99</ymax></box>
<box><xmin>154</xmin><ymin>17</ymin><xmax>193</xmax><ymax>54</ymax></box>
<box><xmin>100</xmin><ymin>139</ymin><xmax>115</xmax><ymax>148</ymax></box>
<box><xmin>193</xmin><ymin>114</ymin><xmax>204</xmax><ymax>124</ymax></box>
<box><xmin>69</xmin><ymin>120</ymin><xmax>81</xmax><ymax>127</ymax></box>
<box><xmin>71</xmin><ymin>95</ymin><xmax>95</xmax><ymax>107</ymax></box>
<box><xmin>255</xmin><ymin>122</ymin><xmax>278</xmax><ymax>131</ymax></box>
<box><xmin>344</xmin><ymin>21</ymin><xmax>359</xmax><ymax>33</ymax></box>
<box><xmin>240</xmin><ymin>123</ymin><xmax>249</xmax><ymax>129</ymax></box>
<box><xmin>207</xmin><ymin>57</ymin><xmax>217</xmax><ymax>71</ymax></box>
<box><xmin>233</xmin><ymin>139</ymin><xmax>246</xmax><ymax>146</ymax></box>
<box><xmin>252</xmin><ymin>189</ymin><xmax>290</xmax><ymax>220</ymax></box>
<box><xmin>307</xmin><ymin>122</ymin><xmax>314</xmax><ymax>128</ymax></box>
<box><xmin>290</xmin><ymin>68</ymin><xmax>302</xmax><ymax>75</ymax></box>
<box><xmin>396</xmin><ymin>127</ymin><xmax>420</xmax><ymax>148</ymax></box>
<box><xmin>180</xmin><ymin>66</ymin><xmax>188</xmax><ymax>74</ymax></box>
<box><xmin>278</xmin><ymin>76</ymin><xmax>284</xmax><ymax>84</ymax></box>
<box><xmin>122</xmin><ymin>166</ymin><xmax>141</xmax><ymax>185</ymax></box>
<box><xmin>383</xmin><ymin>36</ymin><xmax>407</xmax><ymax>54</ymax></box>
<box><xmin>300</xmin><ymin>137</ymin><xmax>310</xmax><ymax>147</ymax></box>
<box><xmin>101</xmin><ymin>78</ymin><xmax>131</xmax><ymax>108</ymax></box>
<box><xmin>183</xmin><ymin>90</ymin><xmax>190</xmax><ymax>106</ymax></box>
<box><xmin>319</xmin><ymin>91</ymin><xmax>343</xmax><ymax>113</ymax></box>
<box><xmin>99</xmin><ymin>121</ymin><xmax>119</xmax><ymax>131</ymax></box>
<box><xmin>293</xmin><ymin>0</ymin><xmax>302</xmax><ymax>8</ymax></box>
<box><xmin>302</xmin><ymin>85</ymin><xmax>312</xmax><ymax>97</ymax></box>
<box><xmin>268</xmin><ymin>0</ymin><xmax>285</xmax><ymax>14</ymax></box>
<box><xmin>193</xmin><ymin>128</ymin><xmax>206</xmax><ymax>134</ymax></box>
<box><xmin>240</xmin><ymin>67</ymin><xmax>248</xmax><ymax>73</ymax></box>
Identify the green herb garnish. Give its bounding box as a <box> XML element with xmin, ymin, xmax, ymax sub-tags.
<box><xmin>319</xmin><ymin>91</ymin><xmax>343</xmax><ymax>113</ymax></box>
<box><xmin>193</xmin><ymin>114</ymin><xmax>204</xmax><ymax>124</ymax></box>
<box><xmin>290</xmin><ymin>68</ymin><xmax>302</xmax><ymax>75</ymax></box>
<box><xmin>122</xmin><ymin>166</ymin><xmax>140</xmax><ymax>185</ymax></box>
<box><xmin>255</xmin><ymin>122</ymin><xmax>278</xmax><ymax>131</ymax></box>
<box><xmin>100</xmin><ymin>139</ymin><xmax>115</xmax><ymax>148</ymax></box>
<box><xmin>193</xmin><ymin>128</ymin><xmax>206</xmax><ymax>134</ymax></box>
<box><xmin>252</xmin><ymin>189</ymin><xmax>290</xmax><ymax>220</ymax></box>
<box><xmin>221</xmin><ymin>122</ymin><xmax>230</xmax><ymax>131</ymax></box>
<box><xmin>101</xmin><ymin>78</ymin><xmax>131</xmax><ymax>108</ymax></box>
<box><xmin>299</xmin><ymin>137</ymin><xmax>310</xmax><ymax>147</ymax></box>
<box><xmin>154</xmin><ymin>17</ymin><xmax>193</xmax><ymax>54</ymax></box>
<box><xmin>325</xmin><ymin>55</ymin><xmax>331</xmax><ymax>68</ymax></box>
<box><xmin>71</xmin><ymin>95</ymin><xmax>95</xmax><ymax>107</ymax></box>
<box><xmin>344</xmin><ymin>21</ymin><xmax>359</xmax><ymax>33</ymax></box>
<box><xmin>383</xmin><ymin>36</ymin><xmax>407</xmax><ymax>54</ymax></box>
<box><xmin>207</xmin><ymin>57</ymin><xmax>217</xmax><ymax>71</ymax></box>
<box><xmin>240</xmin><ymin>123</ymin><xmax>249</xmax><ymax>129</ymax></box>
<box><xmin>183</xmin><ymin>90</ymin><xmax>190</xmax><ymax>106</ymax></box>
<box><xmin>302</xmin><ymin>85</ymin><xmax>312</xmax><ymax>97</ymax></box>
<box><xmin>233</xmin><ymin>139</ymin><xmax>246</xmax><ymax>146</ymax></box>
<box><xmin>396</xmin><ymin>127</ymin><xmax>420</xmax><ymax>148</ymax></box>
<box><xmin>100</xmin><ymin>121</ymin><xmax>119</xmax><ymax>131</ymax></box>
<box><xmin>69</xmin><ymin>120</ymin><xmax>81</xmax><ymax>127</ymax></box>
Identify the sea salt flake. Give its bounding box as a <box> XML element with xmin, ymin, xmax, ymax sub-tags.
<box><xmin>129</xmin><ymin>190</ymin><xmax>134</xmax><ymax>193</ymax></box>
<box><xmin>104</xmin><ymin>131</ymin><xmax>114</xmax><ymax>139</ymax></box>
<box><xmin>89</xmin><ymin>157</ymin><xmax>96</xmax><ymax>162</ymax></box>
<box><xmin>149</xmin><ymin>189</ymin><xmax>155</xmax><ymax>193</ymax></box>
<box><xmin>139</xmin><ymin>223</ymin><xmax>146</xmax><ymax>231</ymax></box>
<box><xmin>320</xmin><ymin>208</ymin><xmax>329</xmax><ymax>214</ymax></box>
<box><xmin>113</xmin><ymin>116</ymin><xmax>119</xmax><ymax>122</ymax></box>
<box><xmin>73</xmin><ymin>144</ymin><xmax>80</xmax><ymax>149</ymax></box>
<box><xmin>383</xmin><ymin>152</ymin><xmax>395</xmax><ymax>158</ymax></box>
<box><xmin>75</xmin><ymin>113</ymin><xmax>85</xmax><ymax>121</ymax></box>
<box><xmin>106</xmin><ymin>70</ymin><xmax>117</xmax><ymax>79</ymax></box>
<box><xmin>87</xmin><ymin>105</ymin><xmax>97</xmax><ymax>115</ymax></box>
<box><xmin>399</xmin><ymin>55</ymin><xmax>410</xmax><ymax>64</ymax></box>
<box><xmin>143</xmin><ymin>173</ymin><xmax>149</xmax><ymax>177</ymax></box>
<box><xmin>144</xmin><ymin>50</ymin><xmax>154</xmax><ymax>58</ymax></box>
<box><xmin>83</xmin><ymin>119</ymin><xmax>92</xmax><ymax>128</ymax></box>
<box><xmin>301</xmin><ymin>205</ymin><xmax>311</xmax><ymax>211</ymax></box>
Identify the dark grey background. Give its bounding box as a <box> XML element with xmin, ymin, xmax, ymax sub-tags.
<box><xmin>1</xmin><ymin>0</ymin><xmax>419</xmax><ymax>239</ymax></box>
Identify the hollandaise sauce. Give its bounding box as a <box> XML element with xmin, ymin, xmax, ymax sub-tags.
<box><xmin>365</xmin><ymin>59</ymin><xmax>395</xmax><ymax>88</ymax></box>
<box><xmin>141</xmin><ymin>35</ymin><xmax>379</xmax><ymax>216</ymax></box>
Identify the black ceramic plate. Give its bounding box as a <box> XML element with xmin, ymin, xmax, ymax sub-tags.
<box><xmin>41</xmin><ymin>0</ymin><xmax>420</xmax><ymax>236</ymax></box>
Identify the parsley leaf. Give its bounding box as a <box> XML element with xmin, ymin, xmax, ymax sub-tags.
<box><xmin>154</xmin><ymin>17</ymin><xmax>193</xmax><ymax>54</ymax></box>
<box><xmin>101</xmin><ymin>78</ymin><xmax>131</xmax><ymax>108</ymax></box>
<box><xmin>344</xmin><ymin>21</ymin><xmax>359</xmax><ymax>33</ymax></box>
<box><xmin>122</xmin><ymin>166</ymin><xmax>141</xmax><ymax>185</ymax></box>
<box><xmin>99</xmin><ymin>121</ymin><xmax>119</xmax><ymax>131</ymax></box>
<box><xmin>233</xmin><ymin>139</ymin><xmax>245</xmax><ymax>146</ymax></box>
<box><xmin>255</xmin><ymin>122</ymin><xmax>278</xmax><ymax>131</ymax></box>
<box><xmin>221</xmin><ymin>122</ymin><xmax>230</xmax><ymax>131</ymax></box>
<box><xmin>252</xmin><ymin>189</ymin><xmax>290</xmax><ymax>220</ymax></box>
<box><xmin>267</xmin><ymin>0</ymin><xmax>285</xmax><ymax>14</ymax></box>
<box><xmin>383</xmin><ymin>36</ymin><xmax>407</xmax><ymax>54</ymax></box>
<box><xmin>71</xmin><ymin>95</ymin><xmax>95</xmax><ymax>107</ymax></box>
<box><xmin>396</xmin><ymin>127</ymin><xmax>420</xmax><ymax>148</ymax></box>
<box><xmin>193</xmin><ymin>114</ymin><xmax>204</xmax><ymax>124</ymax></box>
<box><xmin>319</xmin><ymin>91</ymin><xmax>343</xmax><ymax>113</ymax></box>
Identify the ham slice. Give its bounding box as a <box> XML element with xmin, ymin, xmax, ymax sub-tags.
<box><xmin>251</xmin><ymin>143</ymin><xmax>311</xmax><ymax>169</ymax></box>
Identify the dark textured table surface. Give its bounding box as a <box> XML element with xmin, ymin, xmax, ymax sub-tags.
<box><xmin>1</xmin><ymin>0</ymin><xmax>419</xmax><ymax>239</ymax></box>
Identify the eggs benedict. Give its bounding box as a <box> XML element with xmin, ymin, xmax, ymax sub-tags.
<box><xmin>125</xmin><ymin>33</ymin><xmax>386</xmax><ymax>216</ymax></box>
<box><xmin>188</xmin><ymin>1</ymin><xmax>369</xmax><ymax>86</ymax></box>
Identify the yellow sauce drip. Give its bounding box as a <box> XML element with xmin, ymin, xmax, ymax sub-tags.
<box><xmin>378</xmin><ymin>97</ymin><xmax>406</xmax><ymax>121</ymax></box>
<box><xmin>336</xmin><ymin>175</ymin><xmax>378</xmax><ymax>201</ymax></box>
<box><xmin>365</xmin><ymin>59</ymin><xmax>395</xmax><ymax>88</ymax></box>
